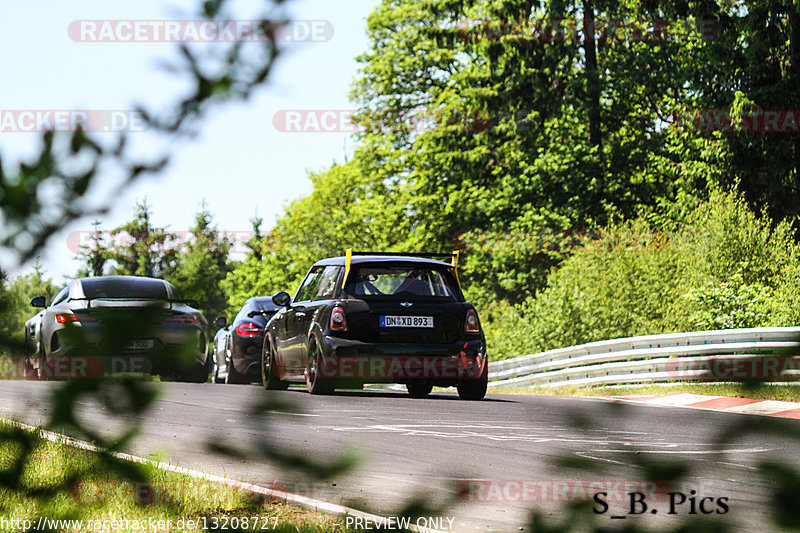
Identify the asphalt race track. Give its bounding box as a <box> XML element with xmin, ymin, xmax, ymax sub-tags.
<box><xmin>1</xmin><ymin>381</ymin><xmax>798</xmax><ymax>532</ymax></box>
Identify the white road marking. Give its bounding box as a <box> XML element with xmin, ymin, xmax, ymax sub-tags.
<box><xmin>717</xmin><ymin>461</ymin><xmax>758</xmax><ymax>471</ymax></box>
<box><xmin>590</xmin><ymin>447</ymin><xmax>775</xmax><ymax>455</ymax></box>
<box><xmin>325</xmin><ymin>423</ymin><xmax>691</xmax><ymax>447</ymax></box>
<box><xmin>574</xmin><ymin>452</ymin><xmax>635</xmax><ymax>467</ymax></box>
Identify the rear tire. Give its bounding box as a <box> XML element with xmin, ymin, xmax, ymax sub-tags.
<box><xmin>262</xmin><ymin>339</ymin><xmax>289</xmax><ymax>390</ymax></box>
<box><xmin>181</xmin><ymin>362</ymin><xmax>208</xmax><ymax>383</ymax></box>
<box><xmin>407</xmin><ymin>383</ymin><xmax>433</xmax><ymax>398</ymax></box>
<box><xmin>225</xmin><ymin>358</ymin><xmax>250</xmax><ymax>385</ymax></box>
<box><xmin>457</xmin><ymin>368</ymin><xmax>487</xmax><ymax>401</ymax></box>
<box><xmin>306</xmin><ymin>341</ymin><xmax>333</xmax><ymax>395</ymax></box>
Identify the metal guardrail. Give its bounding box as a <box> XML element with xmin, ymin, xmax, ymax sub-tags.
<box><xmin>487</xmin><ymin>327</ymin><xmax>800</xmax><ymax>388</ymax></box>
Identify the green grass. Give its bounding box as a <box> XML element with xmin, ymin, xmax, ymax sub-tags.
<box><xmin>0</xmin><ymin>419</ymin><xmax>354</xmax><ymax>533</ymax></box>
<box><xmin>490</xmin><ymin>382</ymin><xmax>800</xmax><ymax>402</ymax></box>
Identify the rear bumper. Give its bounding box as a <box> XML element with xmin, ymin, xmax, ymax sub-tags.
<box><xmin>35</xmin><ymin>354</ymin><xmax>156</xmax><ymax>379</ymax></box>
<box><xmin>53</xmin><ymin>323</ymin><xmax>205</xmax><ymax>351</ymax></box>
<box><xmin>45</xmin><ymin>323</ymin><xmax>208</xmax><ymax>376</ymax></box>
<box><xmin>311</xmin><ymin>337</ymin><xmax>487</xmax><ymax>385</ymax></box>
<box><xmin>230</xmin><ymin>335</ymin><xmax>265</xmax><ymax>377</ymax></box>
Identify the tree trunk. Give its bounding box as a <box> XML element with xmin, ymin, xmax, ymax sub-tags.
<box><xmin>583</xmin><ymin>0</ymin><xmax>602</xmax><ymax>147</ymax></box>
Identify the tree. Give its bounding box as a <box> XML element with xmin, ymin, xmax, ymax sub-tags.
<box><xmin>683</xmin><ymin>0</ymin><xmax>800</xmax><ymax>223</ymax></box>
<box><xmin>75</xmin><ymin>219</ymin><xmax>109</xmax><ymax>277</ymax></box>
<box><xmin>223</xmin><ymin>160</ymin><xmax>408</xmax><ymax>315</ymax></box>
<box><xmin>108</xmin><ymin>199</ymin><xmax>179</xmax><ymax>278</ymax></box>
<box><xmin>347</xmin><ymin>0</ymin><xmax>714</xmax><ymax>300</ymax></box>
<box><xmin>0</xmin><ymin>261</ymin><xmax>58</xmax><ymax>356</ymax></box>
<box><xmin>245</xmin><ymin>214</ymin><xmax>265</xmax><ymax>261</ymax></box>
<box><xmin>166</xmin><ymin>204</ymin><xmax>232</xmax><ymax>319</ymax></box>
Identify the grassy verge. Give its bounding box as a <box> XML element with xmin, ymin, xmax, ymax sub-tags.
<box><xmin>490</xmin><ymin>382</ymin><xmax>800</xmax><ymax>402</ymax></box>
<box><xmin>0</xmin><ymin>419</ymin><xmax>352</xmax><ymax>533</ymax></box>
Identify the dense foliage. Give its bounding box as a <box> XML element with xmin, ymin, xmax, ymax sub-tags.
<box><xmin>5</xmin><ymin>0</ymin><xmax>800</xmax><ymax>360</ymax></box>
<box><xmin>521</xmin><ymin>189</ymin><xmax>800</xmax><ymax>354</ymax></box>
<box><xmin>216</xmin><ymin>0</ymin><xmax>800</xmax><ymax>360</ymax></box>
<box><xmin>2</xmin><ymin>1</ymin><xmax>800</xmax><ymax>531</ymax></box>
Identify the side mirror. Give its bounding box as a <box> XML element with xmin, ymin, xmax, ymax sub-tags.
<box><xmin>272</xmin><ymin>291</ymin><xmax>291</xmax><ymax>308</ymax></box>
<box><xmin>30</xmin><ymin>296</ymin><xmax>46</xmax><ymax>308</ymax></box>
<box><xmin>214</xmin><ymin>317</ymin><xmax>227</xmax><ymax>328</ymax></box>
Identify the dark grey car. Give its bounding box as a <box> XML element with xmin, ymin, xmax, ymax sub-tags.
<box><xmin>26</xmin><ymin>275</ymin><xmax>210</xmax><ymax>382</ymax></box>
<box><xmin>262</xmin><ymin>253</ymin><xmax>488</xmax><ymax>399</ymax></box>
<box><xmin>212</xmin><ymin>296</ymin><xmax>281</xmax><ymax>384</ymax></box>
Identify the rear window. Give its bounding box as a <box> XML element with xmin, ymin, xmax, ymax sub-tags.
<box><xmin>250</xmin><ymin>299</ymin><xmax>280</xmax><ymax>312</ymax></box>
<box><xmin>347</xmin><ymin>266</ymin><xmax>458</xmax><ymax>300</ymax></box>
<box><xmin>236</xmin><ymin>299</ymin><xmax>280</xmax><ymax>322</ymax></box>
<box><xmin>81</xmin><ymin>278</ymin><xmax>170</xmax><ymax>299</ymax></box>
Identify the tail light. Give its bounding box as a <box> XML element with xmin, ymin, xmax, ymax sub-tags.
<box><xmin>165</xmin><ymin>315</ymin><xmax>199</xmax><ymax>324</ymax></box>
<box><xmin>55</xmin><ymin>313</ymin><xmax>79</xmax><ymax>324</ymax></box>
<box><xmin>235</xmin><ymin>322</ymin><xmax>263</xmax><ymax>337</ymax></box>
<box><xmin>465</xmin><ymin>309</ymin><xmax>481</xmax><ymax>333</ymax></box>
<box><xmin>330</xmin><ymin>306</ymin><xmax>348</xmax><ymax>331</ymax></box>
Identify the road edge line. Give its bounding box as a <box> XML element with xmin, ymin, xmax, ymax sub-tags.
<box><xmin>2</xmin><ymin>417</ymin><xmax>445</xmax><ymax>533</ymax></box>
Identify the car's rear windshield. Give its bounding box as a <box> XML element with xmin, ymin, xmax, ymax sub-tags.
<box><xmin>251</xmin><ymin>299</ymin><xmax>280</xmax><ymax>312</ymax></box>
<box><xmin>81</xmin><ymin>278</ymin><xmax>169</xmax><ymax>299</ymax></box>
<box><xmin>237</xmin><ymin>299</ymin><xmax>280</xmax><ymax>321</ymax></box>
<box><xmin>347</xmin><ymin>265</ymin><xmax>459</xmax><ymax>300</ymax></box>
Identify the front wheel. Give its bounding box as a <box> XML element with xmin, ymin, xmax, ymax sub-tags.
<box><xmin>36</xmin><ymin>354</ymin><xmax>53</xmax><ymax>381</ymax></box>
<box><xmin>262</xmin><ymin>339</ymin><xmax>289</xmax><ymax>391</ymax></box>
<box><xmin>22</xmin><ymin>357</ymin><xmax>37</xmax><ymax>380</ymax></box>
<box><xmin>305</xmin><ymin>340</ymin><xmax>334</xmax><ymax>395</ymax></box>
<box><xmin>213</xmin><ymin>358</ymin><xmax>225</xmax><ymax>383</ymax></box>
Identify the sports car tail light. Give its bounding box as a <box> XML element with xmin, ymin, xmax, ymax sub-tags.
<box><xmin>165</xmin><ymin>315</ymin><xmax>199</xmax><ymax>324</ymax></box>
<box><xmin>330</xmin><ymin>306</ymin><xmax>348</xmax><ymax>331</ymax></box>
<box><xmin>55</xmin><ymin>313</ymin><xmax>79</xmax><ymax>324</ymax></box>
<box><xmin>235</xmin><ymin>322</ymin><xmax>263</xmax><ymax>337</ymax></box>
<box><xmin>465</xmin><ymin>309</ymin><xmax>481</xmax><ymax>333</ymax></box>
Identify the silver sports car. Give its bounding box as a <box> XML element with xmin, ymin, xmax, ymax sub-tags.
<box><xmin>25</xmin><ymin>275</ymin><xmax>210</xmax><ymax>382</ymax></box>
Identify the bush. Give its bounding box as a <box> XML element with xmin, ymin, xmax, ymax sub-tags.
<box><xmin>483</xmin><ymin>188</ymin><xmax>800</xmax><ymax>358</ymax></box>
<box><xmin>479</xmin><ymin>299</ymin><xmax>538</xmax><ymax>361</ymax></box>
<box><xmin>0</xmin><ymin>268</ymin><xmax>57</xmax><ymax>357</ymax></box>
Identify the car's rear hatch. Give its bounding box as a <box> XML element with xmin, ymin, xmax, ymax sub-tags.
<box><xmin>339</xmin><ymin>261</ymin><xmax>466</xmax><ymax>344</ymax></box>
<box><xmin>342</xmin><ymin>299</ymin><xmax>466</xmax><ymax>344</ymax></box>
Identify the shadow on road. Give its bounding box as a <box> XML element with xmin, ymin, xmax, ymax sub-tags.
<box><xmin>270</xmin><ymin>387</ymin><xmax>517</xmax><ymax>402</ymax></box>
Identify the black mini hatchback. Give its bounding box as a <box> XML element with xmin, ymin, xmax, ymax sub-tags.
<box><xmin>262</xmin><ymin>252</ymin><xmax>488</xmax><ymax>399</ymax></box>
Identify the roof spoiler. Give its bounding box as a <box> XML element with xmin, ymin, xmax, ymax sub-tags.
<box><xmin>71</xmin><ymin>296</ymin><xmax>197</xmax><ymax>310</ymax></box>
<box><xmin>341</xmin><ymin>249</ymin><xmax>461</xmax><ymax>290</ymax></box>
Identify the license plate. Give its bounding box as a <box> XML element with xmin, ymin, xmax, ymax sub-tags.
<box><xmin>125</xmin><ymin>339</ymin><xmax>154</xmax><ymax>350</ymax></box>
<box><xmin>380</xmin><ymin>315</ymin><xmax>434</xmax><ymax>328</ymax></box>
